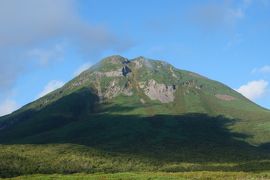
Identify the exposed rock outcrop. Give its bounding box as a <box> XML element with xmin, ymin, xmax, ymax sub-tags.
<box><xmin>122</xmin><ymin>65</ymin><xmax>132</xmax><ymax>76</ymax></box>
<box><xmin>140</xmin><ymin>79</ymin><xmax>176</xmax><ymax>103</ymax></box>
<box><xmin>170</xmin><ymin>67</ymin><xmax>178</xmax><ymax>78</ymax></box>
<box><xmin>134</xmin><ymin>60</ymin><xmax>143</xmax><ymax>69</ymax></box>
<box><xmin>105</xmin><ymin>55</ymin><xmax>127</xmax><ymax>64</ymax></box>
<box><xmin>215</xmin><ymin>94</ymin><xmax>236</xmax><ymax>101</ymax></box>
<box><xmin>140</xmin><ymin>98</ymin><xmax>146</xmax><ymax>104</ymax></box>
<box><xmin>99</xmin><ymin>79</ymin><xmax>133</xmax><ymax>100</ymax></box>
<box><xmin>92</xmin><ymin>70</ymin><xmax>123</xmax><ymax>78</ymax></box>
<box><xmin>104</xmin><ymin>80</ymin><xmax>122</xmax><ymax>99</ymax></box>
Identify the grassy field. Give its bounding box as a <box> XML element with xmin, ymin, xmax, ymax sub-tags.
<box><xmin>4</xmin><ymin>172</ymin><xmax>270</xmax><ymax>180</ymax></box>
<box><xmin>1</xmin><ymin>144</ymin><xmax>270</xmax><ymax>179</ymax></box>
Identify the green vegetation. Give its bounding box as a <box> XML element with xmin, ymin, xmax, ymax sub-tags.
<box><xmin>1</xmin><ymin>56</ymin><xmax>270</xmax><ymax>178</ymax></box>
<box><xmin>1</xmin><ymin>143</ymin><xmax>270</xmax><ymax>179</ymax></box>
<box><xmin>4</xmin><ymin>172</ymin><xmax>270</xmax><ymax>180</ymax></box>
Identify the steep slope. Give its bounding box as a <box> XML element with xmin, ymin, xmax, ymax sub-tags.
<box><xmin>0</xmin><ymin>55</ymin><xmax>270</xmax><ymax>177</ymax></box>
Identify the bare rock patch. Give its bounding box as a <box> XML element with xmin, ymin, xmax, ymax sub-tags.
<box><xmin>141</xmin><ymin>79</ymin><xmax>176</xmax><ymax>103</ymax></box>
<box><xmin>101</xmin><ymin>80</ymin><xmax>133</xmax><ymax>100</ymax></box>
<box><xmin>215</xmin><ymin>94</ymin><xmax>236</xmax><ymax>101</ymax></box>
<box><xmin>92</xmin><ymin>69</ymin><xmax>123</xmax><ymax>78</ymax></box>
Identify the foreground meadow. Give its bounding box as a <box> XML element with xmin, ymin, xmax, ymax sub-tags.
<box><xmin>4</xmin><ymin>172</ymin><xmax>270</xmax><ymax>180</ymax></box>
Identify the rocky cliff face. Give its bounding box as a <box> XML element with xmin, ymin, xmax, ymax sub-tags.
<box><xmin>21</xmin><ymin>55</ymin><xmax>253</xmax><ymax>111</ymax></box>
<box><xmin>68</xmin><ymin>56</ymin><xmax>180</xmax><ymax>104</ymax></box>
<box><xmin>139</xmin><ymin>79</ymin><xmax>176</xmax><ymax>103</ymax></box>
<box><xmin>70</xmin><ymin>55</ymin><xmax>240</xmax><ymax>105</ymax></box>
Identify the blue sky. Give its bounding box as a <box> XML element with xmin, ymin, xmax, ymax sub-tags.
<box><xmin>0</xmin><ymin>0</ymin><xmax>270</xmax><ymax>115</ymax></box>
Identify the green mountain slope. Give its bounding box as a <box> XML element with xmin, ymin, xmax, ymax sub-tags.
<box><xmin>0</xmin><ymin>55</ymin><xmax>270</xmax><ymax>177</ymax></box>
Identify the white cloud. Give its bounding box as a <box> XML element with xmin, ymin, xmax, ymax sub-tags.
<box><xmin>38</xmin><ymin>80</ymin><xmax>65</xmax><ymax>98</ymax></box>
<box><xmin>0</xmin><ymin>0</ymin><xmax>132</xmax><ymax>94</ymax></box>
<box><xmin>28</xmin><ymin>43</ymin><xmax>65</xmax><ymax>66</ymax></box>
<box><xmin>252</xmin><ymin>65</ymin><xmax>270</xmax><ymax>74</ymax></box>
<box><xmin>73</xmin><ymin>62</ymin><xmax>92</xmax><ymax>76</ymax></box>
<box><xmin>188</xmin><ymin>0</ymin><xmax>264</xmax><ymax>32</ymax></box>
<box><xmin>0</xmin><ymin>0</ymin><xmax>75</xmax><ymax>47</ymax></box>
<box><xmin>189</xmin><ymin>1</ymin><xmax>246</xmax><ymax>31</ymax></box>
<box><xmin>0</xmin><ymin>0</ymin><xmax>132</xmax><ymax>51</ymax></box>
<box><xmin>236</xmin><ymin>80</ymin><xmax>269</xmax><ymax>100</ymax></box>
<box><xmin>0</xmin><ymin>99</ymin><xmax>19</xmax><ymax>116</ymax></box>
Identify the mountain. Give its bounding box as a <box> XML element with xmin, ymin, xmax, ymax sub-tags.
<box><xmin>1</xmin><ymin>55</ymin><xmax>270</xmax><ymax>178</ymax></box>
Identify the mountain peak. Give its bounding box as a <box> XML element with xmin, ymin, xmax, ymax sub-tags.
<box><xmin>63</xmin><ymin>55</ymin><xmax>248</xmax><ymax>107</ymax></box>
<box><xmin>6</xmin><ymin>55</ymin><xmax>259</xmax><ymax>115</ymax></box>
<box><xmin>90</xmin><ymin>56</ymin><xmax>172</xmax><ymax>74</ymax></box>
<box><xmin>100</xmin><ymin>55</ymin><xmax>128</xmax><ymax>64</ymax></box>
